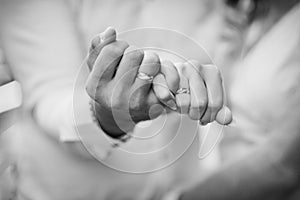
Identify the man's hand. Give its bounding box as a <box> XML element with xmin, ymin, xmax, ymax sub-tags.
<box><xmin>87</xmin><ymin>28</ymin><xmax>180</xmax><ymax>112</ymax></box>
<box><xmin>86</xmin><ymin>27</ymin><xmax>182</xmax><ymax>138</ymax></box>
<box><xmin>86</xmin><ymin>30</ymin><xmax>169</xmax><ymax>137</ymax></box>
<box><xmin>176</xmin><ymin>61</ymin><xmax>232</xmax><ymax>125</ymax></box>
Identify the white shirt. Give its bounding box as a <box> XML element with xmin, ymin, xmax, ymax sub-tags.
<box><xmin>0</xmin><ymin>0</ymin><xmax>223</xmax><ymax>199</ymax></box>
<box><xmin>217</xmin><ymin>2</ymin><xmax>300</xmax><ymax>165</ymax></box>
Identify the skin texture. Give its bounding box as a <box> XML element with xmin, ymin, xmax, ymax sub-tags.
<box><xmin>86</xmin><ymin>27</ymin><xmax>232</xmax><ymax>137</ymax></box>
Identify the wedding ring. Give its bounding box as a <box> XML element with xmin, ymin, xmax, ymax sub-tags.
<box><xmin>176</xmin><ymin>87</ymin><xmax>190</xmax><ymax>95</ymax></box>
<box><xmin>136</xmin><ymin>72</ymin><xmax>154</xmax><ymax>82</ymax></box>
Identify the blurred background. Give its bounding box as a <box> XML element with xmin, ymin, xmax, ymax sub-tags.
<box><xmin>0</xmin><ymin>0</ymin><xmax>300</xmax><ymax>200</ymax></box>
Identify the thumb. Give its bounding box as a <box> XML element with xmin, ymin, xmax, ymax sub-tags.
<box><xmin>87</xmin><ymin>27</ymin><xmax>117</xmax><ymax>71</ymax></box>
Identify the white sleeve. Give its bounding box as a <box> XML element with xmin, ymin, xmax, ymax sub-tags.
<box><xmin>0</xmin><ymin>0</ymin><xmax>120</xmax><ymax>159</ymax></box>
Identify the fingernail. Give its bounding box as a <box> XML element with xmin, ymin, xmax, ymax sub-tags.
<box><xmin>102</xmin><ymin>27</ymin><xmax>115</xmax><ymax>41</ymax></box>
<box><xmin>97</xmin><ymin>28</ymin><xmax>110</xmax><ymax>44</ymax></box>
<box><xmin>165</xmin><ymin>99</ymin><xmax>177</xmax><ymax>111</ymax></box>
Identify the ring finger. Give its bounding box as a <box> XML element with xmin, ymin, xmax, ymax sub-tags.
<box><xmin>175</xmin><ymin>63</ymin><xmax>190</xmax><ymax>114</ymax></box>
<box><xmin>200</xmin><ymin>64</ymin><xmax>223</xmax><ymax>125</ymax></box>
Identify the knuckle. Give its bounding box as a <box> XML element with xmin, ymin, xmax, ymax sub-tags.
<box><xmin>118</xmin><ymin>40</ymin><xmax>130</xmax><ymax>49</ymax></box>
<box><xmin>133</xmin><ymin>49</ymin><xmax>145</xmax><ymax>60</ymax></box>
<box><xmin>182</xmin><ymin>61</ymin><xmax>189</xmax><ymax>70</ymax></box>
<box><xmin>102</xmin><ymin>45</ymin><xmax>121</xmax><ymax>58</ymax></box>
<box><xmin>211</xmin><ymin>66</ymin><xmax>221</xmax><ymax>77</ymax></box>
<box><xmin>159</xmin><ymin>89</ymin><xmax>170</xmax><ymax>101</ymax></box>
<box><xmin>183</xmin><ymin>61</ymin><xmax>201</xmax><ymax>76</ymax></box>
<box><xmin>181</xmin><ymin>63</ymin><xmax>189</xmax><ymax>75</ymax></box>
<box><xmin>173</xmin><ymin>62</ymin><xmax>183</xmax><ymax>74</ymax></box>
<box><xmin>189</xmin><ymin>112</ymin><xmax>201</xmax><ymax>120</ymax></box>
<box><xmin>146</xmin><ymin>52</ymin><xmax>160</xmax><ymax>64</ymax></box>
<box><xmin>208</xmin><ymin>100</ymin><xmax>222</xmax><ymax>110</ymax></box>
<box><xmin>103</xmin><ymin>41</ymin><xmax>128</xmax><ymax>58</ymax></box>
<box><xmin>205</xmin><ymin>64</ymin><xmax>221</xmax><ymax>76</ymax></box>
<box><xmin>188</xmin><ymin>60</ymin><xmax>202</xmax><ymax>72</ymax></box>
<box><xmin>164</xmin><ymin>66</ymin><xmax>180</xmax><ymax>85</ymax></box>
<box><xmin>196</xmin><ymin>98</ymin><xmax>208</xmax><ymax>108</ymax></box>
<box><xmin>125</xmin><ymin>47</ymin><xmax>144</xmax><ymax>60</ymax></box>
<box><xmin>143</xmin><ymin>52</ymin><xmax>160</xmax><ymax>74</ymax></box>
<box><xmin>134</xmin><ymin>49</ymin><xmax>145</xmax><ymax>60</ymax></box>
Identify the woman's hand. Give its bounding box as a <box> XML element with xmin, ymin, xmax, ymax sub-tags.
<box><xmin>176</xmin><ymin>60</ymin><xmax>232</xmax><ymax>125</ymax></box>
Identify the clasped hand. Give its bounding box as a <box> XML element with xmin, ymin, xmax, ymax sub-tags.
<box><xmin>86</xmin><ymin>27</ymin><xmax>232</xmax><ymax>137</ymax></box>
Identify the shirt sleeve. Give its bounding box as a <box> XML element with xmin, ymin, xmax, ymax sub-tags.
<box><xmin>0</xmin><ymin>0</ymin><xmax>118</xmax><ymax>159</ymax></box>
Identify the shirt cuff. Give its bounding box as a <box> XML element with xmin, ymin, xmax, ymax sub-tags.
<box><xmin>62</xmin><ymin>88</ymin><xmax>132</xmax><ymax>160</ymax></box>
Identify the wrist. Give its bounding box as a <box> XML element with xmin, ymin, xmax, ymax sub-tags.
<box><xmin>90</xmin><ymin>100</ymin><xmax>133</xmax><ymax>139</ymax></box>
